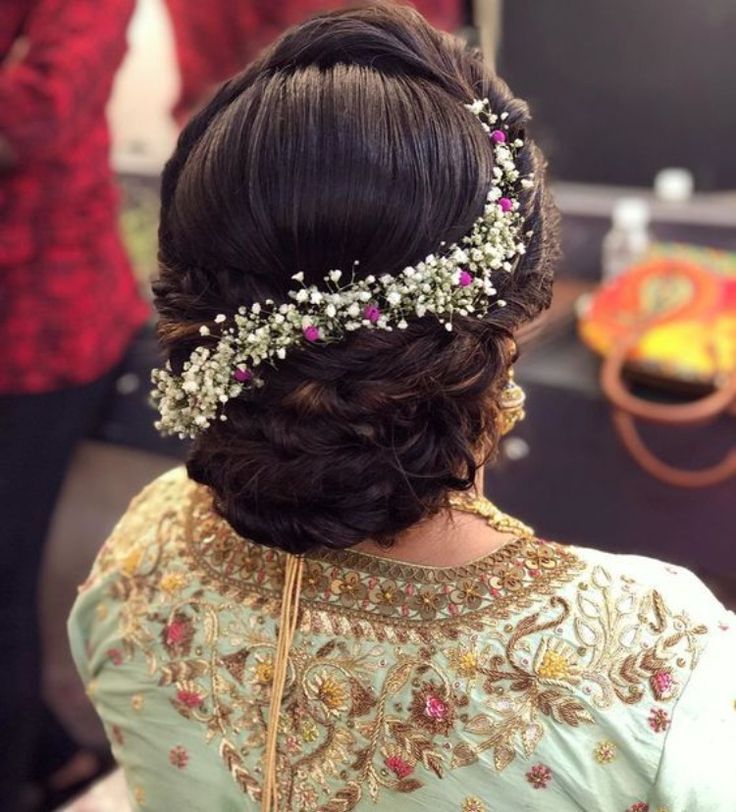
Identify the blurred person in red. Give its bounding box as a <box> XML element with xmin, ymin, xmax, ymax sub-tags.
<box><xmin>0</xmin><ymin>0</ymin><xmax>148</xmax><ymax>807</ymax></box>
<box><xmin>164</xmin><ymin>0</ymin><xmax>462</xmax><ymax>122</ymax></box>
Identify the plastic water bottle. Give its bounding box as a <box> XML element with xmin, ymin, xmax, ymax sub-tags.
<box><xmin>601</xmin><ymin>197</ymin><xmax>651</xmax><ymax>282</ymax></box>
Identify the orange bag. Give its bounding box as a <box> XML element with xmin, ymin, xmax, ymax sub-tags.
<box><xmin>578</xmin><ymin>243</ymin><xmax>736</xmax><ymax>487</ymax></box>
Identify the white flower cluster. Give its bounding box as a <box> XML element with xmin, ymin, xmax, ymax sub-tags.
<box><xmin>152</xmin><ymin>99</ymin><xmax>533</xmax><ymax>438</ymax></box>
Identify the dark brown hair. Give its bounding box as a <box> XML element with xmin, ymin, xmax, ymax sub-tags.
<box><xmin>154</xmin><ymin>3</ymin><xmax>559</xmax><ymax>554</ymax></box>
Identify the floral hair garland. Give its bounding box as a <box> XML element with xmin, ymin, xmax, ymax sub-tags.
<box><xmin>152</xmin><ymin>98</ymin><xmax>533</xmax><ymax>438</ymax></box>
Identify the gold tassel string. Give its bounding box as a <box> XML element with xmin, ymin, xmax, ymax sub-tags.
<box><xmin>261</xmin><ymin>553</ymin><xmax>304</xmax><ymax>812</ymax></box>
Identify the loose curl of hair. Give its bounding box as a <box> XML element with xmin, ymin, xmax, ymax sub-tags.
<box><xmin>153</xmin><ymin>3</ymin><xmax>559</xmax><ymax>555</ymax></box>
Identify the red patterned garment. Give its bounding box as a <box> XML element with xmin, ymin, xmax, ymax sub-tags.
<box><xmin>164</xmin><ymin>0</ymin><xmax>463</xmax><ymax>122</ymax></box>
<box><xmin>0</xmin><ymin>0</ymin><xmax>149</xmax><ymax>394</ymax></box>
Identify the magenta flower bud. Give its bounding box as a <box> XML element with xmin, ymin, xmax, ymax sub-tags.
<box><xmin>499</xmin><ymin>197</ymin><xmax>513</xmax><ymax>213</ymax></box>
<box><xmin>303</xmin><ymin>325</ymin><xmax>320</xmax><ymax>342</ymax></box>
<box><xmin>490</xmin><ymin>129</ymin><xmax>507</xmax><ymax>143</ymax></box>
<box><xmin>459</xmin><ymin>270</ymin><xmax>473</xmax><ymax>287</ymax></box>
<box><xmin>233</xmin><ymin>367</ymin><xmax>252</xmax><ymax>383</ymax></box>
<box><xmin>364</xmin><ymin>305</ymin><xmax>381</xmax><ymax>324</ymax></box>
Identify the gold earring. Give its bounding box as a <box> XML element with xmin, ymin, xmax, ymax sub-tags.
<box><xmin>498</xmin><ymin>369</ymin><xmax>526</xmax><ymax>435</ymax></box>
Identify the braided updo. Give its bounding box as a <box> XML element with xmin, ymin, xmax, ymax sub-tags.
<box><xmin>153</xmin><ymin>3</ymin><xmax>559</xmax><ymax>554</ymax></box>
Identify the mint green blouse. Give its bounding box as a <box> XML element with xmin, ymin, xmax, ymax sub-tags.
<box><xmin>68</xmin><ymin>468</ymin><xmax>736</xmax><ymax>811</ymax></box>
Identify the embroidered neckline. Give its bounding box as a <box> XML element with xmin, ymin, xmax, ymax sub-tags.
<box><xmin>182</xmin><ymin>481</ymin><xmax>584</xmax><ymax>624</ymax></box>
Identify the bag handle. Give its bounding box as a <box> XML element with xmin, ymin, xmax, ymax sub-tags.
<box><xmin>599</xmin><ymin>321</ymin><xmax>736</xmax><ymax>487</ymax></box>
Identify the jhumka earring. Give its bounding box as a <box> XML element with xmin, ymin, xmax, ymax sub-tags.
<box><xmin>498</xmin><ymin>369</ymin><xmax>526</xmax><ymax>435</ymax></box>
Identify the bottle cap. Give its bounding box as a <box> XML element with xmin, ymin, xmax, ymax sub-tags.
<box><xmin>612</xmin><ymin>197</ymin><xmax>650</xmax><ymax>230</ymax></box>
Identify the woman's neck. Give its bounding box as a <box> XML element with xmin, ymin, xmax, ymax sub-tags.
<box><xmin>353</xmin><ymin>468</ymin><xmax>516</xmax><ymax>568</ymax></box>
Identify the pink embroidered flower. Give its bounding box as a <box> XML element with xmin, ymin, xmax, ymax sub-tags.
<box><xmin>107</xmin><ymin>648</ymin><xmax>123</xmax><ymax>666</ymax></box>
<box><xmin>425</xmin><ymin>695</ymin><xmax>447</xmax><ymax>720</ymax></box>
<box><xmin>650</xmin><ymin>669</ymin><xmax>675</xmax><ymax>700</ymax></box>
<box><xmin>648</xmin><ymin>707</ymin><xmax>670</xmax><ymax>733</ymax></box>
<box><xmin>385</xmin><ymin>755</ymin><xmax>414</xmax><ymax>779</ymax></box>
<box><xmin>526</xmin><ymin>763</ymin><xmax>552</xmax><ymax>789</ymax></box>
<box><xmin>490</xmin><ymin>129</ymin><xmax>507</xmax><ymax>144</ymax></box>
<box><xmin>364</xmin><ymin>305</ymin><xmax>381</xmax><ymax>324</ymax></box>
<box><xmin>458</xmin><ymin>270</ymin><xmax>473</xmax><ymax>287</ymax></box>
<box><xmin>409</xmin><ymin>681</ymin><xmax>455</xmax><ymax>735</ymax></box>
<box><xmin>176</xmin><ymin>688</ymin><xmax>204</xmax><ymax>708</ymax></box>
<box><xmin>303</xmin><ymin>325</ymin><xmax>320</xmax><ymax>342</ymax></box>
<box><xmin>626</xmin><ymin>803</ymin><xmax>649</xmax><ymax>812</ymax></box>
<box><xmin>498</xmin><ymin>197</ymin><xmax>513</xmax><ymax>213</ymax></box>
<box><xmin>169</xmin><ymin>745</ymin><xmax>189</xmax><ymax>768</ymax></box>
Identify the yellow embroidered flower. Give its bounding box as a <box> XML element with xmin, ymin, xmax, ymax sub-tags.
<box><xmin>447</xmin><ymin>647</ymin><xmax>479</xmax><ymax>678</ymax></box>
<box><xmin>120</xmin><ymin>545</ymin><xmax>143</xmax><ymax>576</ymax></box>
<box><xmin>594</xmin><ymin>740</ymin><xmax>617</xmax><ymax>764</ymax></box>
<box><xmin>160</xmin><ymin>571</ymin><xmax>189</xmax><ymax>595</ymax></box>
<box><xmin>300</xmin><ymin>718</ymin><xmax>319</xmax><ymax>743</ymax></box>
<box><xmin>462</xmin><ymin>797</ymin><xmax>487</xmax><ymax>812</ymax></box>
<box><xmin>85</xmin><ymin>679</ymin><xmax>98</xmax><ymax>699</ymax></box>
<box><xmin>254</xmin><ymin>658</ymin><xmax>274</xmax><ymax>686</ymax></box>
<box><xmin>312</xmin><ymin>673</ymin><xmax>348</xmax><ymax>715</ymax></box>
<box><xmin>131</xmin><ymin>694</ymin><xmax>144</xmax><ymax>712</ymax></box>
<box><xmin>133</xmin><ymin>785</ymin><xmax>146</xmax><ymax>806</ymax></box>
<box><xmin>533</xmin><ymin>638</ymin><xmax>581</xmax><ymax>684</ymax></box>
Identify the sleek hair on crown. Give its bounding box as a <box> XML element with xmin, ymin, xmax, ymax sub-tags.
<box><xmin>154</xmin><ymin>2</ymin><xmax>559</xmax><ymax>554</ymax></box>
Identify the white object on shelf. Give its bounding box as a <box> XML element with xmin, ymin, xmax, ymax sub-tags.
<box><xmin>601</xmin><ymin>197</ymin><xmax>652</xmax><ymax>282</ymax></box>
<box><xmin>654</xmin><ymin>168</ymin><xmax>695</xmax><ymax>203</ymax></box>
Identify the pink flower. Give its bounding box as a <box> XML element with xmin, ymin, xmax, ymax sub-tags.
<box><xmin>165</xmin><ymin>620</ymin><xmax>188</xmax><ymax>646</ymax></box>
<box><xmin>498</xmin><ymin>197</ymin><xmax>513</xmax><ymax>213</ymax></box>
<box><xmin>176</xmin><ymin>689</ymin><xmax>203</xmax><ymax>708</ymax></box>
<box><xmin>364</xmin><ymin>305</ymin><xmax>381</xmax><ymax>324</ymax></box>
<box><xmin>490</xmin><ymin>129</ymin><xmax>507</xmax><ymax>144</ymax></box>
<box><xmin>385</xmin><ymin>755</ymin><xmax>413</xmax><ymax>779</ymax></box>
<box><xmin>626</xmin><ymin>804</ymin><xmax>649</xmax><ymax>812</ymax></box>
<box><xmin>303</xmin><ymin>325</ymin><xmax>320</xmax><ymax>342</ymax></box>
<box><xmin>650</xmin><ymin>669</ymin><xmax>675</xmax><ymax>700</ymax></box>
<box><xmin>425</xmin><ymin>695</ymin><xmax>447</xmax><ymax>720</ymax></box>
<box><xmin>648</xmin><ymin>707</ymin><xmax>670</xmax><ymax>733</ymax></box>
<box><xmin>526</xmin><ymin>763</ymin><xmax>552</xmax><ymax>789</ymax></box>
<box><xmin>458</xmin><ymin>270</ymin><xmax>473</xmax><ymax>287</ymax></box>
<box><xmin>233</xmin><ymin>367</ymin><xmax>252</xmax><ymax>383</ymax></box>
<box><xmin>169</xmin><ymin>745</ymin><xmax>189</xmax><ymax>768</ymax></box>
<box><xmin>107</xmin><ymin>648</ymin><xmax>123</xmax><ymax>666</ymax></box>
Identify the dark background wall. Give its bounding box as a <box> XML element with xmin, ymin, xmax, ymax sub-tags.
<box><xmin>498</xmin><ymin>1</ymin><xmax>736</xmax><ymax>189</ymax></box>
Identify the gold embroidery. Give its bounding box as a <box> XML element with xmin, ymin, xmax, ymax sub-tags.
<box><xmin>88</xmin><ymin>469</ymin><xmax>709</xmax><ymax>811</ymax></box>
<box><xmin>461</xmin><ymin>796</ymin><xmax>487</xmax><ymax>812</ymax></box>
<box><xmin>594</xmin><ymin>740</ymin><xmax>617</xmax><ymax>764</ymax></box>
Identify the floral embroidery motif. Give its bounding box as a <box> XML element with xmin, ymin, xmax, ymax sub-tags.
<box><xmin>107</xmin><ymin>648</ymin><xmax>123</xmax><ymax>666</ymax></box>
<box><xmin>131</xmin><ymin>693</ymin><xmax>144</xmax><ymax>712</ymax></box>
<box><xmin>462</xmin><ymin>797</ymin><xmax>487</xmax><ymax>812</ymax></box>
<box><xmin>626</xmin><ymin>804</ymin><xmax>649</xmax><ymax>812</ymax></box>
<box><xmin>133</xmin><ymin>786</ymin><xmax>146</xmax><ymax>806</ymax></box>
<box><xmin>385</xmin><ymin>754</ymin><xmax>413</xmax><ymax>778</ymax></box>
<box><xmin>160</xmin><ymin>571</ymin><xmax>189</xmax><ymax>595</ymax></box>
<box><xmin>649</xmin><ymin>669</ymin><xmax>676</xmax><ymax>701</ymax></box>
<box><xmin>594</xmin><ymin>740</ymin><xmax>617</xmax><ymax>764</ymax></box>
<box><xmin>169</xmin><ymin>745</ymin><xmax>189</xmax><ymax>768</ymax></box>
<box><xmin>83</xmin><ymin>470</ymin><xmax>710</xmax><ymax>811</ymax></box>
<box><xmin>648</xmin><ymin>707</ymin><xmax>670</xmax><ymax>733</ymax></box>
<box><xmin>409</xmin><ymin>682</ymin><xmax>454</xmax><ymax>735</ymax></box>
<box><xmin>526</xmin><ymin>763</ymin><xmax>552</xmax><ymax>789</ymax></box>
